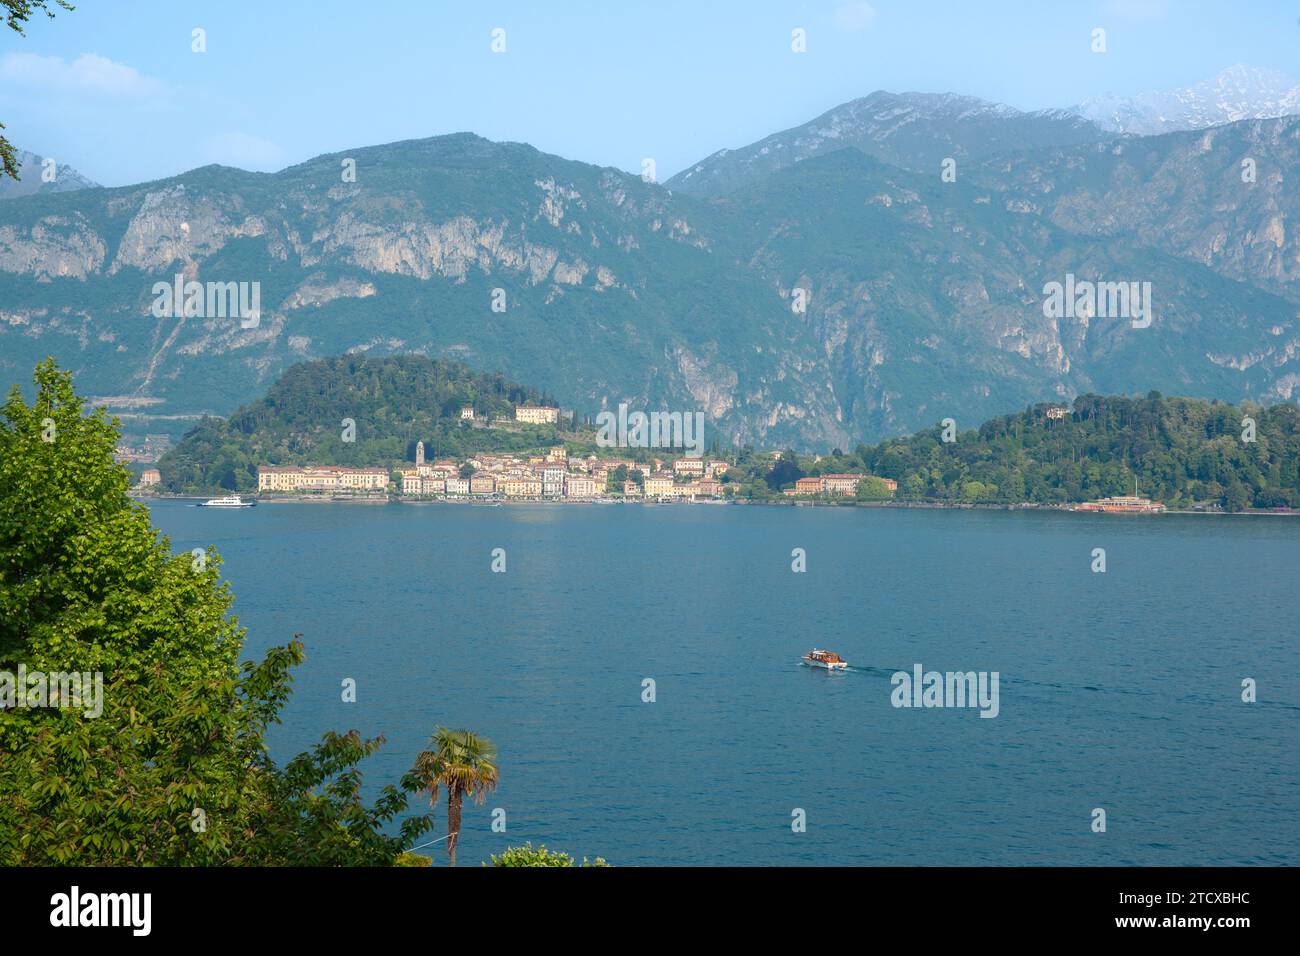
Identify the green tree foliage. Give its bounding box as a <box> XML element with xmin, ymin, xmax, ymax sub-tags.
<box><xmin>486</xmin><ymin>843</ymin><xmax>609</xmax><ymax>867</ymax></box>
<box><xmin>765</xmin><ymin>450</ymin><xmax>803</xmax><ymax>490</ymax></box>
<box><xmin>0</xmin><ymin>359</ymin><xmax>432</xmax><ymax>864</ymax></box>
<box><xmin>725</xmin><ymin>394</ymin><xmax>1300</xmax><ymax>510</ymax></box>
<box><xmin>855</xmin><ymin>475</ymin><xmax>894</xmax><ymax>500</ymax></box>
<box><xmin>606</xmin><ymin>463</ymin><xmax>629</xmax><ymax>493</ymax></box>
<box><xmin>159</xmin><ymin>355</ymin><xmax>566</xmax><ymax>494</ymax></box>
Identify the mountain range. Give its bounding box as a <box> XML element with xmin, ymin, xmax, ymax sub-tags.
<box><xmin>1075</xmin><ymin>65</ymin><xmax>1300</xmax><ymax>136</ymax></box>
<box><xmin>0</xmin><ymin>149</ymin><xmax>99</xmax><ymax>202</ymax></box>
<box><xmin>1</xmin><ymin>66</ymin><xmax>1298</xmax><ymax>451</ymax></box>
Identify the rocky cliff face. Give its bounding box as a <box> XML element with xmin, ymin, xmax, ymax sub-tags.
<box><xmin>1</xmin><ymin>105</ymin><xmax>1297</xmax><ymax>451</ymax></box>
<box><xmin>0</xmin><ymin>134</ymin><xmax>844</xmax><ymax>450</ymax></box>
<box><xmin>709</xmin><ymin>144</ymin><xmax>1300</xmax><ymax>438</ymax></box>
<box><xmin>976</xmin><ymin>118</ymin><xmax>1300</xmax><ymax>298</ymax></box>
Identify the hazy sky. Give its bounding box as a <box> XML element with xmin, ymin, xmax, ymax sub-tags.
<box><xmin>2</xmin><ymin>0</ymin><xmax>1297</xmax><ymax>186</ymax></box>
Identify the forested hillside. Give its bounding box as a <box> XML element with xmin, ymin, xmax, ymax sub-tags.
<box><xmin>159</xmin><ymin>355</ymin><xmax>565</xmax><ymax>493</ymax></box>
<box><xmin>809</xmin><ymin>393</ymin><xmax>1300</xmax><ymax>510</ymax></box>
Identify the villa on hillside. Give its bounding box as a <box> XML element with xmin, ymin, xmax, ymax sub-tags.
<box><xmin>515</xmin><ymin>405</ymin><xmax>559</xmax><ymax>425</ymax></box>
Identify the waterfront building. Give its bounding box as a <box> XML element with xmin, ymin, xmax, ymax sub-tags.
<box><xmin>564</xmin><ymin>475</ymin><xmax>601</xmax><ymax>498</ymax></box>
<box><xmin>139</xmin><ymin>468</ymin><xmax>161</xmax><ymax>486</ymax></box>
<box><xmin>673</xmin><ymin>457</ymin><xmax>705</xmax><ymax>476</ymax></box>
<box><xmin>258</xmin><ymin>465</ymin><xmax>390</xmax><ymax>493</ymax></box>
<box><xmin>677</xmin><ymin>481</ymin><xmax>703</xmax><ymax>499</ymax></box>
<box><xmin>502</xmin><ymin>477</ymin><xmax>542</xmax><ymax>498</ymax></box>
<box><xmin>470</xmin><ymin>475</ymin><xmax>496</xmax><ymax>496</ymax></box>
<box><xmin>821</xmin><ymin>474</ymin><xmax>863</xmax><ymax>497</ymax></box>
<box><xmin>536</xmin><ymin>463</ymin><xmax>565</xmax><ymax>498</ymax></box>
<box><xmin>643</xmin><ymin>474</ymin><xmax>675</xmax><ymax>497</ymax></box>
<box><xmin>794</xmin><ymin>476</ymin><xmax>824</xmax><ymax>495</ymax></box>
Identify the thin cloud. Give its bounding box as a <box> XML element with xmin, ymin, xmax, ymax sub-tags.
<box><xmin>0</xmin><ymin>52</ymin><xmax>164</xmax><ymax>96</ymax></box>
<box><xmin>834</xmin><ymin>2</ymin><xmax>877</xmax><ymax>32</ymax></box>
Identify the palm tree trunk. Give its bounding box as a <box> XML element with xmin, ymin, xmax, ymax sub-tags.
<box><xmin>447</xmin><ymin>788</ymin><xmax>462</xmax><ymax>867</ymax></box>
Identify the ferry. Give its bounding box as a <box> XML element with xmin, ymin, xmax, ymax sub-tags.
<box><xmin>197</xmin><ymin>495</ymin><xmax>256</xmax><ymax>508</ymax></box>
<box><xmin>1072</xmin><ymin>479</ymin><xmax>1165</xmax><ymax>514</ymax></box>
<box><xmin>1073</xmin><ymin>495</ymin><xmax>1165</xmax><ymax>514</ymax></box>
<box><xmin>802</xmin><ymin>648</ymin><xmax>848</xmax><ymax>671</ymax></box>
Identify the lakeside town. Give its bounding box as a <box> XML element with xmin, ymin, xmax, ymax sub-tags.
<box><xmin>130</xmin><ymin>398</ymin><xmax>1291</xmax><ymax>514</ymax></box>
<box><xmin>130</xmin><ymin>401</ymin><xmax>900</xmax><ymax>504</ymax></box>
<box><xmin>253</xmin><ymin>442</ymin><xmax>898</xmax><ymax>503</ymax></box>
<box><xmin>130</xmin><ymin>400</ymin><xmax>1245</xmax><ymax>513</ymax></box>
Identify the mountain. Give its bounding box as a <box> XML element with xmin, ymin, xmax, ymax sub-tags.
<box><xmin>158</xmin><ymin>354</ymin><xmax>568</xmax><ymax>493</ymax></box>
<box><xmin>0</xmin><ymin>149</ymin><xmax>100</xmax><ymax>201</ymax></box>
<box><xmin>0</xmin><ymin>133</ymin><xmax>842</xmax><ymax>450</ymax></box>
<box><xmin>707</xmin><ymin>139</ymin><xmax>1300</xmax><ymax>438</ymax></box>
<box><xmin>2</xmin><ymin>101</ymin><xmax>1299</xmax><ymax>452</ymax></box>
<box><xmin>665</xmin><ymin>91</ymin><xmax>1107</xmax><ymax>198</ymax></box>
<box><xmin>969</xmin><ymin>116</ymin><xmax>1300</xmax><ymax>299</ymax></box>
<box><xmin>1075</xmin><ymin>65</ymin><xmax>1300</xmax><ymax>136</ymax></box>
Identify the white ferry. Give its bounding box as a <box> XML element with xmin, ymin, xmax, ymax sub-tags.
<box><xmin>802</xmin><ymin>648</ymin><xmax>848</xmax><ymax>671</ymax></box>
<box><xmin>198</xmin><ymin>495</ymin><xmax>256</xmax><ymax>508</ymax></box>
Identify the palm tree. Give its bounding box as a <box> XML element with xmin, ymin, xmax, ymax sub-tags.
<box><xmin>413</xmin><ymin>728</ymin><xmax>499</xmax><ymax>867</ymax></box>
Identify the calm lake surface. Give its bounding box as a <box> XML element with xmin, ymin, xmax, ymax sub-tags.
<box><xmin>148</xmin><ymin>500</ymin><xmax>1300</xmax><ymax>866</ymax></box>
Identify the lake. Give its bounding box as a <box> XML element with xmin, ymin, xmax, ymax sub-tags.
<box><xmin>148</xmin><ymin>500</ymin><xmax>1300</xmax><ymax>866</ymax></box>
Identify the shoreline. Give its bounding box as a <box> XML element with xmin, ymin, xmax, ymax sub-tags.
<box><xmin>133</xmin><ymin>494</ymin><xmax>1297</xmax><ymax>516</ymax></box>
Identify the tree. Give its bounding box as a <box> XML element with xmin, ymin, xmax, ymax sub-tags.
<box><xmin>414</xmin><ymin>728</ymin><xmax>500</xmax><ymax>867</ymax></box>
<box><xmin>766</xmin><ymin>450</ymin><xmax>803</xmax><ymax>490</ymax></box>
<box><xmin>1</xmin><ymin>2</ymin><xmax>73</xmax><ymax>181</ymax></box>
<box><xmin>1223</xmin><ymin>481</ymin><xmax>1250</xmax><ymax>513</ymax></box>
<box><xmin>0</xmin><ymin>359</ymin><xmax>432</xmax><ymax>864</ymax></box>
<box><xmin>856</xmin><ymin>476</ymin><xmax>894</xmax><ymax>500</ymax></box>
<box><xmin>606</xmin><ymin>463</ymin><xmax>629</xmax><ymax>493</ymax></box>
<box><xmin>487</xmin><ymin>843</ymin><xmax>608</xmax><ymax>867</ymax></box>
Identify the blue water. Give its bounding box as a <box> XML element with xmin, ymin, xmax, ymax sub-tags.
<box><xmin>148</xmin><ymin>500</ymin><xmax>1300</xmax><ymax>866</ymax></box>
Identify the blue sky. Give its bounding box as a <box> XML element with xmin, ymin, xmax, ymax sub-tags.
<box><xmin>2</xmin><ymin>0</ymin><xmax>1297</xmax><ymax>186</ymax></box>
